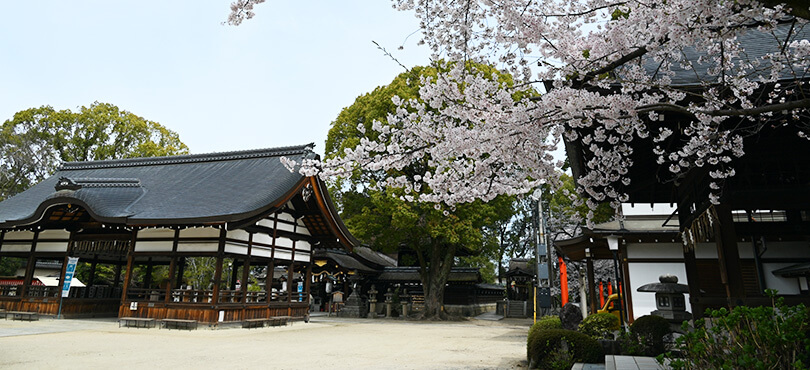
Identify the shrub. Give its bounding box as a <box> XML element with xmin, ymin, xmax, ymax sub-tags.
<box><xmin>527</xmin><ymin>316</ymin><xmax>562</xmax><ymax>360</ymax></box>
<box><xmin>665</xmin><ymin>291</ymin><xmax>810</xmax><ymax>369</ymax></box>
<box><xmin>579</xmin><ymin>312</ymin><xmax>620</xmax><ymax>339</ymax></box>
<box><xmin>627</xmin><ymin>315</ymin><xmax>671</xmax><ymax>357</ymax></box>
<box><xmin>528</xmin><ymin>328</ymin><xmax>604</xmax><ymax>369</ymax></box>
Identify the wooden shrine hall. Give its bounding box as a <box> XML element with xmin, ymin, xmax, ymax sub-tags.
<box><xmin>562</xmin><ymin>21</ymin><xmax>810</xmax><ymax>318</ymax></box>
<box><xmin>0</xmin><ymin>144</ymin><xmax>358</xmax><ymax>324</ymax></box>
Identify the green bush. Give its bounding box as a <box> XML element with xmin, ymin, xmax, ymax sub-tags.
<box><xmin>579</xmin><ymin>312</ymin><xmax>620</xmax><ymax>339</ymax></box>
<box><xmin>527</xmin><ymin>329</ymin><xmax>604</xmax><ymax>369</ymax></box>
<box><xmin>527</xmin><ymin>316</ymin><xmax>562</xmax><ymax>360</ymax></box>
<box><xmin>665</xmin><ymin>291</ymin><xmax>810</xmax><ymax>369</ymax></box>
<box><xmin>627</xmin><ymin>315</ymin><xmax>671</xmax><ymax>357</ymax></box>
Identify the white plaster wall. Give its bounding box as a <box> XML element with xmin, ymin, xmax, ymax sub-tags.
<box><xmin>628</xmin><ymin>262</ymin><xmax>691</xmax><ymax>319</ymax></box>
<box><xmin>293</xmin><ymin>253</ymin><xmax>310</xmax><ymax>262</ymax></box>
<box><xmin>296</xmin><ymin>241</ymin><xmax>311</xmax><ymax>251</ymax></box>
<box><xmin>177</xmin><ymin>242</ymin><xmax>219</xmax><ymax>253</ymax></box>
<box><xmin>179</xmin><ymin>227</ymin><xmax>220</xmax><ymax>238</ymax></box>
<box><xmin>253</xmin><ymin>233</ymin><xmax>273</xmax><ymax>246</ymax></box>
<box><xmin>38</xmin><ymin>229</ymin><xmax>70</xmax><ymax>240</ymax></box>
<box><xmin>275</xmin><ymin>222</ymin><xmax>296</xmax><ymax>233</ymax></box>
<box><xmin>134</xmin><ymin>241</ymin><xmax>173</xmax><ymax>252</ymax></box>
<box><xmin>763</xmin><ymin>263</ymin><xmax>801</xmax><ymax>294</ymax></box>
<box><xmin>224</xmin><ymin>243</ymin><xmax>249</xmax><ymax>256</ymax></box>
<box><xmin>277</xmin><ymin>212</ymin><xmax>295</xmax><ymax>223</ymax></box>
<box><xmin>4</xmin><ymin>230</ymin><xmax>35</xmax><ymax>241</ymax></box>
<box><xmin>226</xmin><ymin>230</ymin><xmax>250</xmax><ymax>243</ymax></box>
<box><xmin>627</xmin><ymin>243</ymin><xmax>683</xmax><ymax>259</ymax></box>
<box><xmin>137</xmin><ymin>228</ymin><xmax>175</xmax><ymax>238</ymax></box>
<box><xmin>274</xmin><ymin>250</ymin><xmax>292</xmax><ymax>261</ymax></box>
<box><xmin>252</xmin><ymin>246</ymin><xmax>272</xmax><ymax>258</ymax></box>
<box><xmin>275</xmin><ymin>237</ymin><xmax>293</xmax><ymax>248</ymax></box>
<box><xmin>2</xmin><ymin>244</ymin><xmax>31</xmax><ymax>252</ymax></box>
<box><xmin>36</xmin><ymin>242</ymin><xmax>69</xmax><ymax>253</ymax></box>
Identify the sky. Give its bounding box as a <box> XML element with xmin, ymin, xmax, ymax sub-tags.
<box><xmin>0</xmin><ymin>1</ymin><xmax>431</xmax><ymax>157</ymax></box>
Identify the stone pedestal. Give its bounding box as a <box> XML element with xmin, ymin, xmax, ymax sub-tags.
<box><xmin>339</xmin><ymin>291</ymin><xmax>364</xmax><ymax>318</ymax></box>
<box><xmin>384</xmin><ymin>288</ymin><xmax>394</xmax><ymax>318</ymax></box>
<box><xmin>367</xmin><ymin>285</ymin><xmax>378</xmax><ymax>318</ymax></box>
<box><xmin>400</xmin><ymin>290</ymin><xmax>410</xmax><ymax>318</ymax></box>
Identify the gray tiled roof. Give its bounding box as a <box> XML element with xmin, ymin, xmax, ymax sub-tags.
<box><xmin>643</xmin><ymin>20</ymin><xmax>810</xmax><ymax>86</ymax></box>
<box><xmin>0</xmin><ymin>144</ymin><xmax>316</xmax><ymax>226</ymax></box>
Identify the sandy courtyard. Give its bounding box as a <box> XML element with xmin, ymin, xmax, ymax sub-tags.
<box><xmin>0</xmin><ymin>315</ymin><xmax>530</xmax><ymax>370</ymax></box>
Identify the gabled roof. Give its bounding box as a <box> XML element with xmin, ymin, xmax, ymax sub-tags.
<box><xmin>0</xmin><ymin>145</ymin><xmax>348</xmax><ymax>234</ymax></box>
<box><xmin>642</xmin><ymin>19</ymin><xmax>809</xmax><ymax>87</ymax></box>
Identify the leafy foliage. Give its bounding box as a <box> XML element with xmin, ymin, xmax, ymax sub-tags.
<box><xmin>324</xmin><ymin>64</ymin><xmax>518</xmax><ymax>318</ymax></box>
<box><xmin>527</xmin><ymin>328</ymin><xmax>604</xmax><ymax>369</ymax></box>
<box><xmin>623</xmin><ymin>315</ymin><xmax>672</xmax><ymax>357</ymax></box>
<box><xmin>665</xmin><ymin>291</ymin><xmax>810</xmax><ymax>369</ymax></box>
<box><xmin>0</xmin><ymin>102</ymin><xmax>188</xmax><ymax>200</ymax></box>
<box><xmin>579</xmin><ymin>312</ymin><xmax>620</xmax><ymax>340</ymax></box>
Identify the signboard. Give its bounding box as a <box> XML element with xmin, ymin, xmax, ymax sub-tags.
<box><xmin>297</xmin><ymin>282</ymin><xmax>303</xmax><ymax>302</ymax></box>
<box><xmin>61</xmin><ymin>257</ymin><xmax>79</xmax><ymax>298</ymax></box>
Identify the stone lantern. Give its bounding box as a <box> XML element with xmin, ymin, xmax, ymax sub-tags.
<box><xmin>636</xmin><ymin>274</ymin><xmax>692</xmax><ymax>323</ymax></box>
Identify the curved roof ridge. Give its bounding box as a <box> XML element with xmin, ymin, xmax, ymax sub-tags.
<box><xmin>60</xmin><ymin>143</ymin><xmax>316</xmax><ymax>170</ymax></box>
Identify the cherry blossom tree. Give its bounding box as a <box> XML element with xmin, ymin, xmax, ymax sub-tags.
<box><xmin>233</xmin><ymin>1</ymin><xmax>809</xmax><ymax>221</ymax></box>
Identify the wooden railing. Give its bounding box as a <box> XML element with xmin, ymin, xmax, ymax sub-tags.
<box><xmin>126</xmin><ymin>288</ymin><xmax>308</xmax><ymax>304</ymax></box>
<box><xmin>0</xmin><ymin>285</ymin><xmax>21</xmax><ymax>297</ymax></box>
<box><xmin>127</xmin><ymin>288</ymin><xmax>168</xmax><ymax>302</ymax></box>
<box><xmin>26</xmin><ymin>286</ymin><xmax>60</xmax><ymax>298</ymax></box>
<box><xmin>170</xmin><ymin>289</ymin><xmax>213</xmax><ymax>303</ymax></box>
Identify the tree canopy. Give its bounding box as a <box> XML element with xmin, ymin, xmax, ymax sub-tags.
<box><xmin>0</xmin><ymin>102</ymin><xmax>189</xmax><ymax>200</ymax></box>
<box><xmin>325</xmin><ymin>64</ymin><xmax>518</xmax><ymax>318</ymax></box>
<box><xmin>234</xmin><ymin>1</ymin><xmax>810</xmax><ymax>223</ymax></box>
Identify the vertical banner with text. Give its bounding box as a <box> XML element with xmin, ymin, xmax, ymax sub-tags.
<box><xmin>61</xmin><ymin>257</ymin><xmax>79</xmax><ymax>298</ymax></box>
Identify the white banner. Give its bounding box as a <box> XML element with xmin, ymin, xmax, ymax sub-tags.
<box><xmin>61</xmin><ymin>257</ymin><xmax>79</xmax><ymax>298</ymax></box>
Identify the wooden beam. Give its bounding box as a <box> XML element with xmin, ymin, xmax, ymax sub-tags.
<box><xmin>120</xmin><ymin>231</ymin><xmax>138</xmax><ymax>306</ymax></box>
<box><xmin>620</xmin><ymin>244</ymin><xmax>634</xmax><ymax>323</ymax></box>
<box><xmin>714</xmin><ymin>204</ymin><xmax>746</xmax><ymax>306</ymax></box>
<box><xmin>586</xmin><ymin>256</ymin><xmax>597</xmax><ymax>314</ymax></box>
<box><xmin>212</xmin><ymin>228</ymin><xmax>226</xmax><ymax>305</ymax></box>
<box><xmin>20</xmin><ymin>232</ymin><xmax>39</xmax><ymax>298</ymax></box>
<box><xmin>678</xmin><ymin>203</ymin><xmax>704</xmax><ymax>319</ymax></box>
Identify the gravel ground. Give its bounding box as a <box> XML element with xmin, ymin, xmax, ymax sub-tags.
<box><xmin>0</xmin><ymin>315</ymin><xmax>532</xmax><ymax>369</ymax></box>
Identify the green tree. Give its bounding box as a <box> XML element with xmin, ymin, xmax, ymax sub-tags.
<box><xmin>326</xmin><ymin>64</ymin><xmax>517</xmax><ymax>319</ymax></box>
<box><xmin>0</xmin><ymin>102</ymin><xmax>189</xmax><ymax>200</ymax></box>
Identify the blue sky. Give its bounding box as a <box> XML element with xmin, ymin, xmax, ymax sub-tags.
<box><xmin>0</xmin><ymin>1</ymin><xmax>430</xmax><ymax>156</ymax></box>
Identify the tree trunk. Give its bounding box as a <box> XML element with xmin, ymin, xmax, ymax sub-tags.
<box><xmin>417</xmin><ymin>243</ymin><xmax>457</xmax><ymax>320</ymax></box>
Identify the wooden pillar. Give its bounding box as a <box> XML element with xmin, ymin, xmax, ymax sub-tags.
<box><xmin>287</xmin><ymin>262</ymin><xmax>294</xmax><ymax>303</ymax></box>
<box><xmin>21</xmin><ymin>231</ymin><xmax>39</xmax><ymax>297</ymax></box>
<box><xmin>143</xmin><ymin>259</ymin><xmax>153</xmax><ymax>289</ymax></box>
<box><xmin>304</xmin><ymin>263</ymin><xmax>312</xmax><ymax>305</ymax></box>
<box><xmin>165</xmin><ymin>256</ymin><xmax>177</xmax><ymax>304</ymax></box>
<box><xmin>229</xmin><ymin>261</ymin><xmax>239</xmax><ymax>290</ymax></box>
<box><xmin>240</xmin><ymin>258</ymin><xmax>250</xmax><ymax>303</ymax></box>
<box><xmin>620</xmin><ymin>244</ymin><xmax>634</xmax><ymax>323</ymax></box>
<box><xmin>586</xmin><ymin>256</ymin><xmax>597</xmax><ymax>314</ymax></box>
<box><xmin>713</xmin><ymin>204</ymin><xmax>745</xmax><ymax>306</ymax></box>
<box><xmin>266</xmin><ymin>259</ymin><xmax>275</xmax><ymax>300</ymax></box>
<box><xmin>86</xmin><ymin>256</ymin><xmax>98</xmax><ymax>298</ymax></box>
<box><xmin>678</xmin><ymin>200</ymin><xmax>704</xmax><ymax>319</ymax></box>
<box><xmin>212</xmin><ymin>227</ymin><xmax>227</xmax><ymax>304</ymax></box>
<box><xmin>120</xmin><ymin>231</ymin><xmax>138</xmax><ymax>306</ymax></box>
<box><xmin>175</xmin><ymin>257</ymin><xmax>186</xmax><ymax>288</ymax></box>
<box><xmin>113</xmin><ymin>263</ymin><xmax>122</xmax><ymax>288</ymax></box>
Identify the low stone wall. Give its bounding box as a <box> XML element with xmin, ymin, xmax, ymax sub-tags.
<box><xmin>443</xmin><ymin>303</ymin><xmax>497</xmax><ymax>317</ymax></box>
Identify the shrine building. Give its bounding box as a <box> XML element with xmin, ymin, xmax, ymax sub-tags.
<box><xmin>0</xmin><ymin>144</ymin><xmax>358</xmax><ymax>325</ymax></box>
